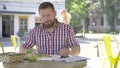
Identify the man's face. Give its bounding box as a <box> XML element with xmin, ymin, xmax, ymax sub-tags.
<box><xmin>39</xmin><ymin>8</ymin><xmax>56</xmax><ymax>28</ymax></box>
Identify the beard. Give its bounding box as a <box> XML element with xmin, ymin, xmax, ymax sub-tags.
<box><xmin>43</xmin><ymin>20</ymin><xmax>56</xmax><ymax>28</ymax></box>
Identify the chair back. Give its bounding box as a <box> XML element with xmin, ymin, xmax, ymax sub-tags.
<box><xmin>10</xmin><ymin>35</ymin><xmax>18</xmax><ymax>50</ymax></box>
<box><xmin>0</xmin><ymin>41</ymin><xmax>4</xmax><ymax>53</ymax></box>
<box><xmin>99</xmin><ymin>36</ymin><xmax>120</xmax><ymax>68</ymax></box>
<box><xmin>103</xmin><ymin>36</ymin><xmax>113</xmax><ymax>57</ymax></box>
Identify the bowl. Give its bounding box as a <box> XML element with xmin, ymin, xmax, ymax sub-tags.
<box><xmin>0</xmin><ymin>52</ymin><xmax>25</xmax><ymax>63</ymax></box>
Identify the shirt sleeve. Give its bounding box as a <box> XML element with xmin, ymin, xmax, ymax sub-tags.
<box><xmin>67</xmin><ymin>25</ymin><xmax>79</xmax><ymax>47</ymax></box>
<box><xmin>22</xmin><ymin>27</ymin><xmax>36</xmax><ymax>48</ymax></box>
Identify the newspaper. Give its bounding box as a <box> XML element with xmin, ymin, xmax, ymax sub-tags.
<box><xmin>52</xmin><ymin>55</ymin><xmax>89</xmax><ymax>62</ymax></box>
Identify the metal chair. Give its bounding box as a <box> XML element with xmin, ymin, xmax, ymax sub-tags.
<box><xmin>10</xmin><ymin>35</ymin><xmax>20</xmax><ymax>50</ymax></box>
<box><xmin>0</xmin><ymin>41</ymin><xmax>4</xmax><ymax>53</ymax></box>
<box><xmin>101</xmin><ymin>36</ymin><xmax>120</xmax><ymax>68</ymax></box>
<box><xmin>114</xmin><ymin>51</ymin><xmax>120</xmax><ymax>68</ymax></box>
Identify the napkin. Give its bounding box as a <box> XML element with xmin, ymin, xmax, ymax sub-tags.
<box><xmin>37</xmin><ymin>57</ymin><xmax>52</xmax><ymax>60</ymax></box>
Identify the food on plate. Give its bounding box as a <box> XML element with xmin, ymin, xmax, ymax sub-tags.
<box><xmin>28</xmin><ymin>56</ymin><xmax>37</xmax><ymax>62</ymax></box>
<box><xmin>26</xmin><ymin>49</ymin><xmax>33</xmax><ymax>54</ymax></box>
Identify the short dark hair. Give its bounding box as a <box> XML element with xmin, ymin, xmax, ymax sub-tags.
<box><xmin>38</xmin><ymin>2</ymin><xmax>55</xmax><ymax>12</ymax></box>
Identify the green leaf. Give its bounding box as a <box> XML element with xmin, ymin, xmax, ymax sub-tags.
<box><xmin>26</xmin><ymin>49</ymin><xmax>33</xmax><ymax>54</ymax></box>
<box><xmin>36</xmin><ymin>54</ymin><xmax>42</xmax><ymax>58</ymax></box>
<box><xmin>28</xmin><ymin>56</ymin><xmax>37</xmax><ymax>62</ymax></box>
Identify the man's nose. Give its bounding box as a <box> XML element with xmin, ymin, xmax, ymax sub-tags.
<box><xmin>44</xmin><ymin>16</ymin><xmax>50</xmax><ymax>21</ymax></box>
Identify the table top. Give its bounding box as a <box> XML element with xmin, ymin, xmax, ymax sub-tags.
<box><xmin>0</xmin><ymin>60</ymin><xmax>87</xmax><ymax>68</ymax></box>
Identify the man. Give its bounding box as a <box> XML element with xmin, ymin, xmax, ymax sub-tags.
<box><xmin>19</xmin><ymin>2</ymin><xmax>80</xmax><ymax>57</ymax></box>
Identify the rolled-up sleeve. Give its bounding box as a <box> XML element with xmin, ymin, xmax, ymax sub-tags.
<box><xmin>67</xmin><ymin>26</ymin><xmax>79</xmax><ymax>47</ymax></box>
<box><xmin>22</xmin><ymin>28</ymin><xmax>36</xmax><ymax>48</ymax></box>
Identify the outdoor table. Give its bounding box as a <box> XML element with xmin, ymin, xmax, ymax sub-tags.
<box><xmin>0</xmin><ymin>60</ymin><xmax>87</xmax><ymax>68</ymax></box>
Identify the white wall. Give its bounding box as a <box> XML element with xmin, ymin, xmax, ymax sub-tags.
<box><xmin>0</xmin><ymin>1</ymin><xmax>65</xmax><ymax>21</ymax></box>
<box><xmin>0</xmin><ymin>0</ymin><xmax>65</xmax><ymax>3</ymax></box>
<box><xmin>28</xmin><ymin>15</ymin><xmax>35</xmax><ymax>30</ymax></box>
<box><xmin>0</xmin><ymin>1</ymin><xmax>65</xmax><ymax>37</ymax></box>
<box><xmin>0</xmin><ymin>15</ymin><xmax>2</xmax><ymax>38</ymax></box>
<box><xmin>14</xmin><ymin>15</ymin><xmax>19</xmax><ymax>35</ymax></box>
<box><xmin>14</xmin><ymin>14</ymin><xmax>35</xmax><ymax>35</ymax></box>
<box><xmin>0</xmin><ymin>1</ymin><xmax>38</xmax><ymax>12</ymax></box>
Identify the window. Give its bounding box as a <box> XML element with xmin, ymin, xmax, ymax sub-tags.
<box><xmin>100</xmin><ymin>17</ymin><xmax>104</xmax><ymax>26</ymax></box>
<box><xmin>117</xmin><ymin>18</ymin><xmax>120</xmax><ymax>25</ymax></box>
<box><xmin>92</xmin><ymin>17</ymin><xmax>97</xmax><ymax>26</ymax></box>
<box><xmin>19</xmin><ymin>16</ymin><xmax>28</xmax><ymax>31</ymax></box>
<box><xmin>117</xmin><ymin>0</ymin><xmax>120</xmax><ymax>8</ymax></box>
<box><xmin>93</xmin><ymin>0</ymin><xmax>98</xmax><ymax>3</ymax></box>
<box><xmin>85</xmin><ymin>18</ymin><xmax>90</xmax><ymax>26</ymax></box>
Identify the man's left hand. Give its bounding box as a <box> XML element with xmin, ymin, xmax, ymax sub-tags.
<box><xmin>59</xmin><ymin>48</ymin><xmax>70</xmax><ymax>57</ymax></box>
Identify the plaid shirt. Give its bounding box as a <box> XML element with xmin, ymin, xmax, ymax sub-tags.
<box><xmin>23</xmin><ymin>22</ymin><xmax>79</xmax><ymax>55</ymax></box>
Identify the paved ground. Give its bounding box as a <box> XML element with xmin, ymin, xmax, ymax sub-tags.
<box><xmin>0</xmin><ymin>33</ymin><xmax>119</xmax><ymax>58</ymax></box>
<box><xmin>0</xmin><ymin>33</ymin><xmax>120</xmax><ymax>68</ymax></box>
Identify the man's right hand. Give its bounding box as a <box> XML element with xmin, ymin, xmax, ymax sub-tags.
<box><xmin>19</xmin><ymin>46</ymin><xmax>37</xmax><ymax>59</ymax></box>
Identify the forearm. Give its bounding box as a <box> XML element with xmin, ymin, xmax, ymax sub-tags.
<box><xmin>19</xmin><ymin>45</ymin><xmax>28</xmax><ymax>53</ymax></box>
<box><xmin>59</xmin><ymin>45</ymin><xmax>80</xmax><ymax>57</ymax></box>
<box><xmin>19</xmin><ymin>45</ymin><xmax>36</xmax><ymax>54</ymax></box>
<box><xmin>69</xmin><ymin>45</ymin><xmax>80</xmax><ymax>56</ymax></box>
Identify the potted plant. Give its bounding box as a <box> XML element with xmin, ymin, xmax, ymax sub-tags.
<box><xmin>18</xmin><ymin>28</ymin><xmax>26</xmax><ymax>37</ymax></box>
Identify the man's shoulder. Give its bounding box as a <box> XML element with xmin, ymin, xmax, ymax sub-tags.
<box><xmin>31</xmin><ymin>24</ymin><xmax>42</xmax><ymax>32</ymax></box>
<box><xmin>57</xmin><ymin>22</ymin><xmax>73</xmax><ymax>32</ymax></box>
<box><xmin>58</xmin><ymin>22</ymin><xmax>71</xmax><ymax>27</ymax></box>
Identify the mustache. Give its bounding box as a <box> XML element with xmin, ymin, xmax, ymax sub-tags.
<box><xmin>45</xmin><ymin>20</ymin><xmax>52</xmax><ymax>23</ymax></box>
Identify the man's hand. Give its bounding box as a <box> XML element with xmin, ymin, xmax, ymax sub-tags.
<box><xmin>19</xmin><ymin>46</ymin><xmax>37</xmax><ymax>59</ymax></box>
<box><xmin>59</xmin><ymin>46</ymin><xmax>80</xmax><ymax>57</ymax></box>
<box><xmin>59</xmin><ymin>48</ymin><xmax>70</xmax><ymax>57</ymax></box>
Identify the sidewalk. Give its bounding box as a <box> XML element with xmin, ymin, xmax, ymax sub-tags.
<box><xmin>0</xmin><ymin>33</ymin><xmax>119</xmax><ymax>68</ymax></box>
<box><xmin>0</xmin><ymin>33</ymin><xmax>119</xmax><ymax>58</ymax></box>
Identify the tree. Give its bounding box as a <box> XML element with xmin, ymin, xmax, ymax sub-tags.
<box><xmin>65</xmin><ymin>0</ymin><xmax>93</xmax><ymax>34</ymax></box>
<box><xmin>100</xmin><ymin>0</ymin><xmax>120</xmax><ymax>32</ymax></box>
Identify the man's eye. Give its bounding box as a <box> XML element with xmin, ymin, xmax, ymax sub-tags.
<box><xmin>41</xmin><ymin>16</ymin><xmax>45</xmax><ymax>18</ymax></box>
<box><xmin>42</xmin><ymin>16</ymin><xmax>45</xmax><ymax>18</ymax></box>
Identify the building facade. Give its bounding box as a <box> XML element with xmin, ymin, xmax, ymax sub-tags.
<box><xmin>0</xmin><ymin>0</ymin><xmax>65</xmax><ymax>38</ymax></box>
<box><xmin>88</xmin><ymin>0</ymin><xmax>120</xmax><ymax>32</ymax></box>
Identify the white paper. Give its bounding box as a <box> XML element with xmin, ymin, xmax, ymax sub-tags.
<box><xmin>52</xmin><ymin>55</ymin><xmax>89</xmax><ymax>62</ymax></box>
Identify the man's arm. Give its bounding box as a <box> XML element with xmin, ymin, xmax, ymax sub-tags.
<box><xmin>19</xmin><ymin>45</ymin><xmax>29</xmax><ymax>53</ymax></box>
<box><xmin>19</xmin><ymin>45</ymin><xmax>37</xmax><ymax>59</ymax></box>
<box><xmin>69</xmin><ymin>45</ymin><xmax>80</xmax><ymax>55</ymax></box>
<box><xmin>59</xmin><ymin>25</ymin><xmax>80</xmax><ymax>57</ymax></box>
<box><xmin>19</xmin><ymin>27</ymin><xmax>37</xmax><ymax>53</ymax></box>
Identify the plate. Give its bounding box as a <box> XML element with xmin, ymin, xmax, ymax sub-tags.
<box><xmin>37</xmin><ymin>57</ymin><xmax>52</xmax><ymax>60</ymax></box>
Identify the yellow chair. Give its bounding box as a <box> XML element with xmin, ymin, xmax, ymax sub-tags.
<box><xmin>0</xmin><ymin>41</ymin><xmax>4</xmax><ymax>53</ymax></box>
<box><xmin>114</xmin><ymin>51</ymin><xmax>120</xmax><ymax>68</ymax></box>
<box><xmin>10</xmin><ymin>35</ymin><xmax>20</xmax><ymax>50</ymax></box>
<box><xmin>100</xmin><ymin>36</ymin><xmax>120</xmax><ymax>68</ymax></box>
